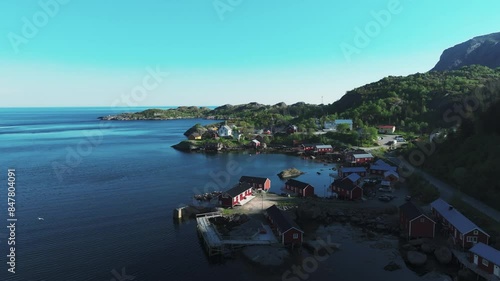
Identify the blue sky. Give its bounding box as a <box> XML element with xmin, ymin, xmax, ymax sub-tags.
<box><xmin>1</xmin><ymin>0</ymin><xmax>500</xmax><ymax>107</ymax></box>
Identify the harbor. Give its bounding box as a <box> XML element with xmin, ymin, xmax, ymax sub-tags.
<box><xmin>196</xmin><ymin>212</ymin><xmax>278</xmax><ymax>256</ymax></box>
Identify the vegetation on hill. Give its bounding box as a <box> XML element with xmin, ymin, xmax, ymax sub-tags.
<box><xmin>420</xmin><ymin>92</ymin><xmax>500</xmax><ymax>210</ymax></box>
<box><xmin>326</xmin><ymin>65</ymin><xmax>500</xmax><ymax>133</ymax></box>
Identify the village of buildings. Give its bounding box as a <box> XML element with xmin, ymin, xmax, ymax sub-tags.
<box><xmin>173</xmin><ymin>120</ymin><xmax>500</xmax><ymax>280</ymax></box>
<box><xmin>175</xmin><ymin>119</ymin><xmax>500</xmax><ymax>280</ymax></box>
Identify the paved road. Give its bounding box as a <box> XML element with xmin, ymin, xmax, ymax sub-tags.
<box><xmin>386</xmin><ymin>156</ymin><xmax>500</xmax><ymax>223</ymax></box>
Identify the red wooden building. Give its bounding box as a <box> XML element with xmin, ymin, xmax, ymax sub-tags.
<box><xmin>265</xmin><ymin>205</ymin><xmax>303</xmax><ymax>246</ymax></box>
<box><xmin>330</xmin><ymin>177</ymin><xmax>363</xmax><ymax>200</ymax></box>
<box><xmin>314</xmin><ymin>144</ymin><xmax>333</xmax><ymax>154</ymax></box>
<box><xmin>239</xmin><ymin>176</ymin><xmax>271</xmax><ymax>191</ymax></box>
<box><xmin>469</xmin><ymin>243</ymin><xmax>500</xmax><ymax>278</ymax></box>
<box><xmin>399</xmin><ymin>202</ymin><xmax>436</xmax><ymax>240</ymax></box>
<box><xmin>384</xmin><ymin>170</ymin><xmax>400</xmax><ymax>182</ymax></box>
<box><xmin>377</xmin><ymin>125</ymin><xmax>396</xmax><ymax>134</ymax></box>
<box><xmin>218</xmin><ymin>183</ymin><xmax>253</xmax><ymax>208</ymax></box>
<box><xmin>431</xmin><ymin>198</ymin><xmax>490</xmax><ymax>249</ymax></box>
<box><xmin>369</xmin><ymin>164</ymin><xmax>397</xmax><ymax>175</ymax></box>
<box><xmin>300</xmin><ymin>143</ymin><xmax>319</xmax><ymax>151</ymax></box>
<box><xmin>338</xmin><ymin>166</ymin><xmax>367</xmax><ymax>178</ymax></box>
<box><xmin>284</xmin><ymin>179</ymin><xmax>314</xmax><ymax>197</ymax></box>
<box><xmin>346</xmin><ymin>152</ymin><xmax>374</xmax><ymax>165</ymax></box>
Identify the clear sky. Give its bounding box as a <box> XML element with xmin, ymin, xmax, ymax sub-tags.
<box><xmin>1</xmin><ymin>0</ymin><xmax>499</xmax><ymax>107</ymax></box>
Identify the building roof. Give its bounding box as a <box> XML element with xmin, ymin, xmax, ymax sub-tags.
<box><xmin>469</xmin><ymin>243</ymin><xmax>500</xmax><ymax>265</ymax></box>
<box><xmin>375</xmin><ymin>159</ymin><xmax>390</xmax><ymax>166</ymax></box>
<box><xmin>189</xmin><ymin>132</ymin><xmax>201</xmax><ymax>137</ymax></box>
<box><xmin>340</xmin><ymin>166</ymin><xmax>367</xmax><ymax>173</ymax></box>
<box><xmin>285</xmin><ymin>179</ymin><xmax>311</xmax><ymax>190</ymax></box>
<box><xmin>332</xmin><ymin>178</ymin><xmax>360</xmax><ymax>191</ymax></box>
<box><xmin>399</xmin><ymin>202</ymin><xmax>430</xmax><ymax>221</ymax></box>
<box><xmin>239</xmin><ymin>176</ymin><xmax>269</xmax><ymax>185</ymax></box>
<box><xmin>335</xmin><ymin>119</ymin><xmax>353</xmax><ymax>124</ymax></box>
<box><xmin>315</xmin><ymin>144</ymin><xmax>333</xmax><ymax>149</ymax></box>
<box><xmin>302</xmin><ymin>143</ymin><xmax>322</xmax><ymax>147</ymax></box>
<box><xmin>371</xmin><ymin>164</ymin><xmax>397</xmax><ymax>171</ymax></box>
<box><xmin>223</xmin><ymin>182</ymin><xmax>252</xmax><ymax>197</ymax></box>
<box><xmin>345</xmin><ymin>173</ymin><xmax>361</xmax><ymax>183</ymax></box>
<box><xmin>219</xmin><ymin>125</ymin><xmax>232</xmax><ymax>131</ymax></box>
<box><xmin>384</xmin><ymin>170</ymin><xmax>400</xmax><ymax>179</ymax></box>
<box><xmin>266</xmin><ymin>205</ymin><xmax>303</xmax><ymax>233</ymax></box>
<box><xmin>353</xmin><ymin>153</ymin><xmax>373</xmax><ymax>159</ymax></box>
<box><xmin>378</xmin><ymin>125</ymin><xmax>395</xmax><ymax>129</ymax></box>
<box><xmin>251</xmin><ymin>139</ymin><xmax>260</xmax><ymax>144</ymax></box>
<box><xmin>431</xmin><ymin>198</ymin><xmax>489</xmax><ymax>236</ymax></box>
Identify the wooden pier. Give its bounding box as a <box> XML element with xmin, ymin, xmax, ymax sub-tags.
<box><xmin>196</xmin><ymin>212</ymin><xmax>275</xmax><ymax>257</ymax></box>
<box><xmin>452</xmin><ymin>249</ymin><xmax>500</xmax><ymax>281</ymax></box>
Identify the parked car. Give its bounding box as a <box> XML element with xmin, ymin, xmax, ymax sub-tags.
<box><xmin>378</xmin><ymin>187</ymin><xmax>392</xmax><ymax>192</ymax></box>
<box><xmin>405</xmin><ymin>195</ymin><xmax>412</xmax><ymax>201</ymax></box>
<box><xmin>378</xmin><ymin>195</ymin><xmax>392</xmax><ymax>202</ymax></box>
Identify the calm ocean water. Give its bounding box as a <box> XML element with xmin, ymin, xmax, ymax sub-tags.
<box><xmin>0</xmin><ymin>107</ymin><xmax>427</xmax><ymax>281</ymax></box>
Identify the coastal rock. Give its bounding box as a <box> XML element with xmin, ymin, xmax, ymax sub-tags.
<box><xmin>407</xmin><ymin>251</ymin><xmax>427</xmax><ymax>266</ymax></box>
<box><xmin>421</xmin><ymin>271</ymin><xmax>452</xmax><ymax>281</ymax></box>
<box><xmin>242</xmin><ymin>246</ymin><xmax>290</xmax><ymax>267</ymax></box>
<box><xmin>402</xmin><ymin>244</ymin><xmax>417</xmax><ymax>251</ymax></box>
<box><xmin>421</xmin><ymin>243</ymin><xmax>436</xmax><ymax>254</ymax></box>
<box><xmin>350</xmin><ymin>216</ymin><xmax>361</xmax><ymax>224</ymax></box>
<box><xmin>409</xmin><ymin>238</ymin><xmax>428</xmax><ymax>246</ymax></box>
<box><xmin>277</xmin><ymin>168</ymin><xmax>304</xmax><ymax>179</ymax></box>
<box><xmin>434</xmin><ymin>246</ymin><xmax>452</xmax><ymax>264</ymax></box>
<box><xmin>383</xmin><ymin>261</ymin><xmax>401</xmax><ymax>271</ymax></box>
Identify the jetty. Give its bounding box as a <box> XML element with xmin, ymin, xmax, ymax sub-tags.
<box><xmin>196</xmin><ymin>212</ymin><xmax>277</xmax><ymax>256</ymax></box>
<box><xmin>452</xmin><ymin>249</ymin><xmax>500</xmax><ymax>281</ymax></box>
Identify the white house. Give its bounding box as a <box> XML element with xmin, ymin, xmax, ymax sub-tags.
<box><xmin>218</xmin><ymin>125</ymin><xmax>232</xmax><ymax>137</ymax></box>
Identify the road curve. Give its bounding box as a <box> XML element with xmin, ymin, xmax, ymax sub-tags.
<box><xmin>386</xmin><ymin>156</ymin><xmax>500</xmax><ymax>223</ymax></box>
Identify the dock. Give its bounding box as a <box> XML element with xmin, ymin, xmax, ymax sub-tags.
<box><xmin>452</xmin><ymin>249</ymin><xmax>500</xmax><ymax>281</ymax></box>
<box><xmin>196</xmin><ymin>212</ymin><xmax>276</xmax><ymax>256</ymax></box>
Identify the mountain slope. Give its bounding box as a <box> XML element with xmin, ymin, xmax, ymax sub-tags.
<box><xmin>432</xmin><ymin>32</ymin><xmax>500</xmax><ymax>71</ymax></box>
<box><xmin>326</xmin><ymin>65</ymin><xmax>500</xmax><ymax>132</ymax></box>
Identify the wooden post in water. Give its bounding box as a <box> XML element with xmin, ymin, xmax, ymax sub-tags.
<box><xmin>174</xmin><ymin>207</ymin><xmax>185</xmax><ymax>219</ymax></box>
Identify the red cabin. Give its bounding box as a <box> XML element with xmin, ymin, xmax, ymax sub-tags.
<box><xmin>469</xmin><ymin>243</ymin><xmax>500</xmax><ymax>278</ymax></box>
<box><xmin>265</xmin><ymin>205</ymin><xmax>303</xmax><ymax>246</ymax></box>
<box><xmin>284</xmin><ymin>179</ymin><xmax>314</xmax><ymax>197</ymax></box>
<box><xmin>218</xmin><ymin>183</ymin><xmax>253</xmax><ymax>208</ymax></box>
<box><xmin>431</xmin><ymin>198</ymin><xmax>490</xmax><ymax>249</ymax></box>
<box><xmin>399</xmin><ymin>202</ymin><xmax>436</xmax><ymax>240</ymax></box>
<box><xmin>239</xmin><ymin>176</ymin><xmax>271</xmax><ymax>192</ymax></box>
<box><xmin>330</xmin><ymin>177</ymin><xmax>363</xmax><ymax>200</ymax></box>
<box><xmin>338</xmin><ymin>166</ymin><xmax>367</xmax><ymax>178</ymax></box>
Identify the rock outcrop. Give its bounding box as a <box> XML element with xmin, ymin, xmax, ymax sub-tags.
<box><xmin>432</xmin><ymin>32</ymin><xmax>500</xmax><ymax>71</ymax></box>
<box><xmin>434</xmin><ymin>246</ymin><xmax>452</xmax><ymax>264</ymax></box>
<box><xmin>407</xmin><ymin>251</ymin><xmax>427</xmax><ymax>266</ymax></box>
<box><xmin>277</xmin><ymin>168</ymin><xmax>304</xmax><ymax>179</ymax></box>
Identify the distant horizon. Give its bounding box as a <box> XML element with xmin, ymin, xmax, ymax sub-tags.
<box><xmin>2</xmin><ymin>1</ymin><xmax>500</xmax><ymax>107</ymax></box>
